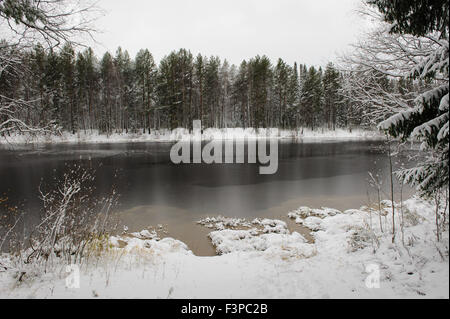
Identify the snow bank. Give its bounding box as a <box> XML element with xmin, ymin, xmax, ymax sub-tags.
<box><xmin>198</xmin><ymin>216</ymin><xmax>311</xmax><ymax>256</ymax></box>
<box><xmin>208</xmin><ymin>229</ymin><xmax>314</xmax><ymax>257</ymax></box>
<box><xmin>288</xmin><ymin>207</ymin><xmax>342</xmax><ymax>228</ymax></box>
<box><xmin>199</xmin><ymin>217</ymin><xmax>313</xmax><ymax>256</ymax></box>
<box><xmin>0</xmin><ymin>127</ymin><xmax>383</xmax><ymax>145</ymax></box>
<box><xmin>286</xmin><ymin>196</ymin><xmax>449</xmax><ymax>298</ymax></box>
<box><xmin>109</xmin><ymin>235</ymin><xmax>192</xmax><ymax>256</ymax></box>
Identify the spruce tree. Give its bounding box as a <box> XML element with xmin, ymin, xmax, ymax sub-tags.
<box><xmin>371</xmin><ymin>0</ymin><xmax>449</xmax><ymax>195</ymax></box>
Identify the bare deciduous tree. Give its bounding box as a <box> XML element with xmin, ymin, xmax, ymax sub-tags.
<box><xmin>339</xmin><ymin>25</ymin><xmax>440</xmax><ymax>126</ymax></box>
<box><xmin>0</xmin><ymin>0</ymin><xmax>100</xmax><ymax>137</ymax></box>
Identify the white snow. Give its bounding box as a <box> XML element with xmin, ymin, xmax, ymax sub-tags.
<box><xmin>205</xmin><ymin>218</ymin><xmax>307</xmax><ymax>255</ymax></box>
<box><xmin>0</xmin><ymin>127</ymin><xmax>384</xmax><ymax>145</ymax></box>
<box><xmin>0</xmin><ymin>196</ymin><xmax>447</xmax><ymax>299</ymax></box>
<box><xmin>129</xmin><ymin>229</ymin><xmax>159</xmax><ymax>240</ymax></box>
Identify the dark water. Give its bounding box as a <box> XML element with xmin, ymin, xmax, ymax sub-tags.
<box><xmin>0</xmin><ymin>140</ymin><xmax>415</xmax><ymax>254</ymax></box>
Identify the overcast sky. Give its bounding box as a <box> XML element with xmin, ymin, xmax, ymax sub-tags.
<box><xmin>93</xmin><ymin>0</ymin><xmax>369</xmax><ymax>67</ymax></box>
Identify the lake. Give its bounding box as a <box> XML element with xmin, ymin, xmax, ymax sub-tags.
<box><xmin>0</xmin><ymin>140</ymin><xmax>415</xmax><ymax>255</ymax></box>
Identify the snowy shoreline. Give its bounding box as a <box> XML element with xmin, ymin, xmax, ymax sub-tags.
<box><xmin>0</xmin><ymin>195</ymin><xmax>448</xmax><ymax>299</ymax></box>
<box><xmin>0</xmin><ymin>127</ymin><xmax>384</xmax><ymax>145</ymax></box>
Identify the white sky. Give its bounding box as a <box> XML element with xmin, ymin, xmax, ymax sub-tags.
<box><xmin>93</xmin><ymin>0</ymin><xmax>370</xmax><ymax>67</ymax></box>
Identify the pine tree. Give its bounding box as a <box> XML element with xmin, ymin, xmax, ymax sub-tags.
<box><xmin>156</xmin><ymin>50</ymin><xmax>192</xmax><ymax>130</ymax></box>
<box><xmin>248</xmin><ymin>55</ymin><xmax>272</xmax><ymax>128</ymax></box>
<box><xmin>100</xmin><ymin>52</ymin><xmax>116</xmax><ymax>134</ymax></box>
<box><xmin>219</xmin><ymin>60</ymin><xmax>232</xmax><ymax>128</ymax></box>
<box><xmin>135</xmin><ymin>49</ymin><xmax>157</xmax><ymax>133</ymax></box>
<box><xmin>31</xmin><ymin>44</ymin><xmax>50</xmax><ymax>127</ymax></box>
<box><xmin>177</xmin><ymin>49</ymin><xmax>194</xmax><ymax>129</ymax></box>
<box><xmin>83</xmin><ymin>48</ymin><xmax>99</xmax><ymax>131</ymax></box>
<box><xmin>232</xmin><ymin>60</ymin><xmax>250</xmax><ymax>128</ymax></box>
<box><xmin>322</xmin><ymin>63</ymin><xmax>341</xmax><ymax>130</ymax></box>
<box><xmin>45</xmin><ymin>50</ymin><xmax>63</xmax><ymax>129</ymax></box>
<box><xmin>194</xmin><ymin>54</ymin><xmax>206</xmax><ymax>126</ymax></box>
<box><xmin>286</xmin><ymin>62</ymin><xmax>300</xmax><ymax>128</ymax></box>
<box><xmin>204</xmin><ymin>56</ymin><xmax>221</xmax><ymax>128</ymax></box>
<box><xmin>273</xmin><ymin>58</ymin><xmax>289</xmax><ymax>128</ymax></box>
<box><xmin>60</xmin><ymin>44</ymin><xmax>76</xmax><ymax>134</ymax></box>
<box><xmin>300</xmin><ymin>66</ymin><xmax>323</xmax><ymax>130</ymax></box>
<box><xmin>116</xmin><ymin>49</ymin><xmax>135</xmax><ymax>132</ymax></box>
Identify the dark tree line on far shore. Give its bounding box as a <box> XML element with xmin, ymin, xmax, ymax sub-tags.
<box><xmin>1</xmin><ymin>43</ymin><xmax>413</xmax><ymax>135</ymax></box>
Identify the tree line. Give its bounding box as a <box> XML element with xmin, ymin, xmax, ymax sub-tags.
<box><xmin>0</xmin><ymin>42</ymin><xmax>409</xmax><ymax>135</ymax></box>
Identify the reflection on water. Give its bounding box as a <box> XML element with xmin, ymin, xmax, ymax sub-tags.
<box><xmin>0</xmin><ymin>140</ymin><xmax>415</xmax><ymax>255</ymax></box>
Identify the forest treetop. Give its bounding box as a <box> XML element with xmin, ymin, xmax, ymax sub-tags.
<box><xmin>1</xmin><ymin>43</ymin><xmax>349</xmax><ymax>133</ymax></box>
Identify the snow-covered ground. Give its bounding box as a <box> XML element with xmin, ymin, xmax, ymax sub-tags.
<box><xmin>0</xmin><ymin>127</ymin><xmax>384</xmax><ymax>145</ymax></box>
<box><xmin>0</xmin><ymin>196</ymin><xmax>447</xmax><ymax>299</ymax></box>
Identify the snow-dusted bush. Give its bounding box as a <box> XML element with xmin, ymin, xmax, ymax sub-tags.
<box><xmin>348</xmin><ymin>226</ymin><xmax>377</xmax><ymax>252</ymax></box>
<box><xmin>24</xmin><ymin>165</ymin><xmax>119</xmax><ymax>270</ymax></box>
